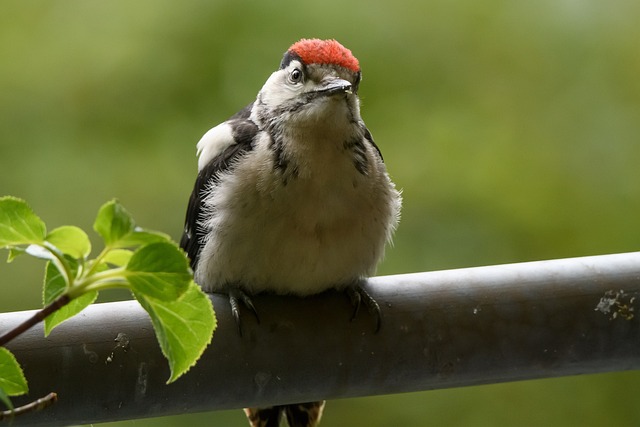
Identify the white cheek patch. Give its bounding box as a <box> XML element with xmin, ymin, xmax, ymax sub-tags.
<box><xmin>253</xmin><ymin>69</ymin><xmax>305</xmax><ymax>114</ymax></box>
<box><xmin>196</xmin><ymin>122</ymin><xmax>235</xmax><ymax>171</ymax></box>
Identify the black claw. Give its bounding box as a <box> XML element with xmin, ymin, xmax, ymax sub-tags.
<box><xmin>346</xmin><ymin>286</ymin><xmax>362</xmax><ymax>320</ymax></box>
<box><xmin>228</xmin><ymin>293</ymin><xmax>243</xmax><ymax>335</ymax></box>
<box><xmin>228</xmin><ymin>288</ymin><xmax>260</xmax><ymax>336</ymax></box>
<box><xmin>345</xmin><ymin>283</ymin><xmax>382</xmax><ymax>333</ymax></box>
<box><xmin>240</xmin><ymin>292</ymin><xmax>260</xmax><ymax>324</ymax></box>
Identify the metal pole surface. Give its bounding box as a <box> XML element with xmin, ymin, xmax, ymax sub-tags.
<box><xmin>2</xmin><ymin>252</ymin><xmax>640</xmax><ymax>426</ymax></box>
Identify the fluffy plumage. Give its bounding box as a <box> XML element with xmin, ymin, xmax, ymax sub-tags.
<box><xmin>180</xmin><ymin>38</ymin><xmax>401</xmax><ymax>427</ymax></box>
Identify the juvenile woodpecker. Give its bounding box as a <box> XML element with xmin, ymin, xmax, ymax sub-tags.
<box><xmin>180</xmin><ymin>39</ymin><xmax>401</xmax><ymax>427</ymax></box>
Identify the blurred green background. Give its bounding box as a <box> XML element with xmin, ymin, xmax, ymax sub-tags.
<box><xmin>1</xmin><ymin>0</ymin><xmax>639</xmax><ymax>426</ymax></box>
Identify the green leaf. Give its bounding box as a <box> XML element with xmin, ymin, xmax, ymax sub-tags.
<box><xmin>116</xmin><ymin>228</ymin><xmax>172</xmax><ymax>248</ymax></box>
<box><xmin>102</xmin><ymin>248</ymin><xmax>133</xmax><ymax>267</ymax></box>
<box><xmin>46</xmin><ymin>225</ymin><xmax>91</xmax><ymax>259</ymax></box>
<box><xmin>44</xmin><ymin>291</ymin><xmax>97</xmax><ymax>336</ymax></box>
<box><xmin>0</xmin><ymin>347</ymin><xmax>28</xmax><ymax>396</ymax></box>
<box><xmin>0</xmin><ymin>196</ymin><xmax>46</xmax><ymax>248</ymax></box>
<box><xmin>134</xmin><ymin>281</ymin><xmax>216</xmax><ymax>383</ymax></box>
<box><xmin>6</xmin><ymin>247</ymin><xmax>25</xmax><ymax>263</ymax></box>
<box><xmin>93</xmin><ymin>200</ymin><xmax>135</xmax><ymax>247</ymax></box>
<box><xmin>42</xmin><ymin>261</ymin><xmax>98</xmax><ymax>336</ymax></box>
<box><xmin>125</xmin><ymin>242</ymin><xmax>191</xmax><ymax>301</ymax></box>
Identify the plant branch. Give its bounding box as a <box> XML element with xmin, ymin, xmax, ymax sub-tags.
<box><xmin>0</xmin><ymin>393</ymin><xmax>58</xmax><ymax>420</ymax></box>
<box><xmin>0</xmin><ymin>294</ymin><xmax>71</xmax><ymax>347</ymax></box>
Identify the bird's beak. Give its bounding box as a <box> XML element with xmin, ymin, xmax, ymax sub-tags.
<box><xmin>314</xmin><ymin>78</ymin><xmax>353</xmax><ymax>97</ymax></box>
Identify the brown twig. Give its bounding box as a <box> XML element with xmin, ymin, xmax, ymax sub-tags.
<box><xmin>0</xmin><ymin>392</ymin><xmax>58</xmax><ymax>421</ymax></box>
<box><xmin>0</xmin><ymin>294</ymin><xmax>70</xmax><ymax>347</ymax></box>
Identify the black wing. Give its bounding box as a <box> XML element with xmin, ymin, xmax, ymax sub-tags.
<box><xmin>180</xmin><ymin>104</ymin><xmax>258</xmax><ymax>270</ymax></box>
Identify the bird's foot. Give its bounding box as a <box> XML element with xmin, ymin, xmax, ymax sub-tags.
<box><xmin>228</xmin><ymin>287</ymin><xmax>259</xmax><ymax>336</ymax></box>
<box><xmin>345</xmin><ymin>281</ymin><xmax>382</xmax><ymax>333</ymax></box>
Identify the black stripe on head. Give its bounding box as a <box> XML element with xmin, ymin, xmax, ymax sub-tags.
<box><xmin>280</xmin><ymin>50</ymin><xmax>302</xmax><ymax>69</ymax></box>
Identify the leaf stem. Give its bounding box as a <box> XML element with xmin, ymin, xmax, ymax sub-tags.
<box><xmin>42</xmin><ymin>241</ymin><xmax>74</xmax><ymax>286</ymax></box>
<box><xmin>0</xmin><ymin>392</ymin><xmax>58</xmax><ymax>420</ymax></box>
<box><xmin>73</xmin><ymin>279</ymin><xmax>130</xmax><ymax>295</ymax></box>
<box><xmin>0</xmin><ymin>294</ymin><xmax>71</xmax><ymax>347</ymax></box>
<box><xmin>68</xmin><ymin>266</ymin><xmax>129</xmax><ymax>297</ymax></box>
<box><xmin>85</xmin><ymin>246</ymin><xmax>111</xmax><ymax>277</ymax></box>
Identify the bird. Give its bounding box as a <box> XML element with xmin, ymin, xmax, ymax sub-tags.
<box><xmin>180</xmin><ymin>38</ymin><xmax>401</xmax><ymax>427</ymax></box>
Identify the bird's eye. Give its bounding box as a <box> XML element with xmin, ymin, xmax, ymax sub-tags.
<box><xmin>289</xmin><ymin>68</ymin><xmax>303</xmax><ymax>84</ymax></box>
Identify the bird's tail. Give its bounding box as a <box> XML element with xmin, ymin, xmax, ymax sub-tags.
<box><xmin>244</xmin><ymin>401</ymin><xmax>326</xmax><ymax>427</ymax></box>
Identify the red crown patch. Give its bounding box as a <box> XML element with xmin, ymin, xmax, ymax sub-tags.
<box><xmin>288</xmin><ymin>39</ymin><xmax>360</xmax><ymax>73</ymax></box>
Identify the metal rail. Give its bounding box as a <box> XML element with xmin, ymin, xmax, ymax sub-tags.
<box><xmin>2</xmin><ymin>252</ymin><xmax>640</xmax><ymax>426</ymax></box>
